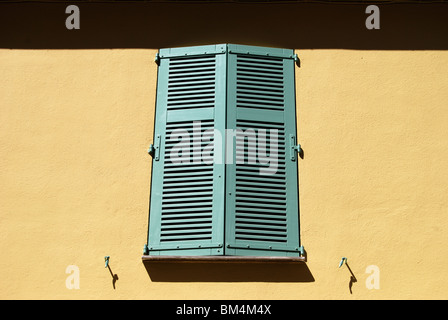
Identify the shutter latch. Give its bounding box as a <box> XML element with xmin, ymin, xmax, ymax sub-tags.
<box><xmin>289</xmin><ymin>135</ymin><xmax>303</xmax><ymax>161</ymax></box>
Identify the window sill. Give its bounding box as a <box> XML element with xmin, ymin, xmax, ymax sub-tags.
<box><xmin>141</xmin><ymin>255</ymin><xmax>305</xmax><ymax>263</ymax></box>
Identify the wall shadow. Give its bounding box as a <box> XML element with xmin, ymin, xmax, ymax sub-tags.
<box><xmin>143</xmin><ymin>261</ymin><xmax>315</xmax><ymax>282</ymax></box>
<box><xmin>107</xmin><ymin>265</ymin><xmax>119</xmax><ymax>289</ymax></box>
<box><xmin>344</xmin><ymin>262</ymin><xmax>357</xmax><ymax>294</ymax></box>
<box><xmin>0</xmin><ymin>2</ymin><xmax>447</xmax><ymax>50</ymax></box>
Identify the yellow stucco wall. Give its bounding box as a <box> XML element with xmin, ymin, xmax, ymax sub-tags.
<box><xmin>1</xmin><ymin>48</ymin><xmax>447</xmax><ymax>300</ymax></box>
<box><xmin>1</xmin><ymin>3</ymin><xmax>448</xmax><ymax>300</ymax></box>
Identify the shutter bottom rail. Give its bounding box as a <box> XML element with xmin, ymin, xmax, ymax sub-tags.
<box><xmin>141</xmin><ymin>255</ymin><xmax>305</xmax><ymax>263</ymax></box>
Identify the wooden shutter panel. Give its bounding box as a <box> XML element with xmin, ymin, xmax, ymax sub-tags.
<box><xmin>224</xmin><ymin>44</ymin><xmax>302</xmax><ymax>257</ymax></box>
<box><xmin>147</xmin><ymin>45</ymin><xmax>227</xmax><ymax>256</ymax></box>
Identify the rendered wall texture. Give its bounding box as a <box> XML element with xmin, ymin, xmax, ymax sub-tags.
<box><xmin>0</xmin><ymin>3</ymin><xmax>447</xmax><ymax>300</ymax></box>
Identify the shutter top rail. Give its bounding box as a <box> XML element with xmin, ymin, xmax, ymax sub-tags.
<box><xmin>159</xmin><ymin>44</ymin><xmax>227</xmax><ymax>58</ymax></box>
<box><xmin>142</xmin><ymin>255</ymin><xmax>305</xmax><ymax>263</ymax></box>
<box><xmin>227</xmin><ymin>44</ymin><xmax>294</xmax><ymax>59</ymax></box>
<box><xmin>159</xmin><ymin>44</ymin><xmax>295</xmax><ymax>59</ymax></box>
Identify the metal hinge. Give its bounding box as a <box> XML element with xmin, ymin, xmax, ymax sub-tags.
<box><xmin>143</xmin><ymin>244</ymin><xmax>149</xmax><ymax>255</ymax></box>
<box><xmin>294</xmin><ymin>53</ymin><xmax>300</xmax><ymax>67</ymax></box>
<box><xmin>154</xmin><ymin>53</ymin><xmax>160</xmax><ymax>66</ymax></box>
<box><xmin>289</xmin><ymin>135</ymin><xmax>302</xmax><ymax>161</ymax></box>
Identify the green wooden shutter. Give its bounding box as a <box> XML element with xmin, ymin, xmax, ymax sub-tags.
<box><xmin>224</xmin><ymin>44</ymin><xmax>302</xmax><ymax>257</ymax></box>
<box><xmin>147</xmin><ymin>44</ymin><xmax>302</xmax><ymax>257</ymax></box>
<box><xmin>147</xmin><ymin>44</ymin><xmax>227</xmax><ymax>256</ymax></box>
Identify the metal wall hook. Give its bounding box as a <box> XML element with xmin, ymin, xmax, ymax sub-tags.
<box><xmin>105</xmin><ymin>256</ymin><xmax>110</xmax><ymax>268</ymax></box>
<box><xmin>338</xmin><ymin>257</ymin><xmax>347</xmax><ymax>268</ymax></box>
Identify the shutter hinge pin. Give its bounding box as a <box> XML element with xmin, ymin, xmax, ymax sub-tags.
<box><xmin>143</xmin><ymin>244</ymin><xmax>149</xmax><ymax>255</ymax></box>
<box><xmin>290</xmin><ymin>135</ymin><xmax>303</xmax><ymax>161</ymax></box>
<box><xmin>294</xmin><ymin>53</ymin><xmax>300</xmax><ymax>67</ymax></box>
<box><xmin>154</xmin><ymin>53</ymin><xmax>160</xmax><ymax>66</ymax></box>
